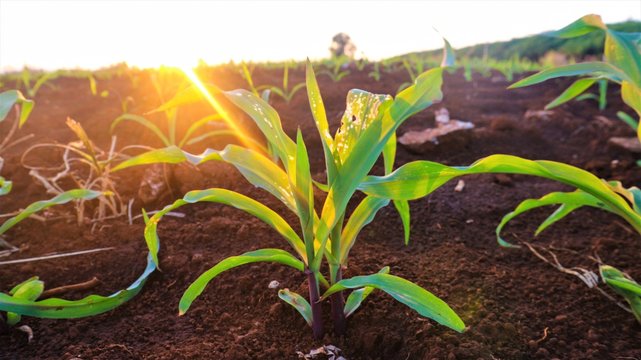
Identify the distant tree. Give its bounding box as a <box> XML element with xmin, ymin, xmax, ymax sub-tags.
<box><xmin>330</xmin><ymin>33</ymin><xmax>356</xmax><ymax>58</ymax></box>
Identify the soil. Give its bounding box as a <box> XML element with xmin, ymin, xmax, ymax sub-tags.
<box><xmin>1</xmin><ymin>64</ymin><xmax>641</xmax><ymax>359</ymax></box>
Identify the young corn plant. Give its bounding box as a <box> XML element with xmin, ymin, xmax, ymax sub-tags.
<box><xmin>138</xmin><ymin>41</ymin><xmax>465</xmax><ymax>338</ymax></box>
<box><xmin>509</xmin><ymin>14</ymin><xmax>641</xmax><ymax>139</ymax></box>
<box><xmin>258</xmin><ymin>62</ymin><xmax>306</xmax><ymax>103</ymax></box>
<box><xmin>368</xmin><ymin>62</ymin><xmax>381</xmax><ymax>82</ymax></box>
<box><xmin>319</xmin><ymin>56</ymin><xmax>351</xmax><ymax>83</ymax></box>
<box><xmin>17</xmin><ymin>68</ymin><xmax>57</xmax><ymax>97</ymax></box>
<box><xmin>355</xmin><ymin>153</ymin><xmax>641</xmax><ymax>323</ymax></box>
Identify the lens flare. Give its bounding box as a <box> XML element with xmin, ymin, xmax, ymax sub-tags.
<box><xmin>181</xmin><ymin>67</ymin><xmax>262</xmax><ymax>152</ymax></box>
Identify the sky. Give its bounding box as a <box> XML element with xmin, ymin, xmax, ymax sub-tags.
<box><xmin>0</xmin><ymin>0</ymin><xmax>639</xmax><ymax>72</ymax></box>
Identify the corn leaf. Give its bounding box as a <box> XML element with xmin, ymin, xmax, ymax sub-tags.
<box><xmin>0</xmin><ymin>177</ymin><xmax>11</xmax><ymax>196</ymax></box>
<box><xmin>0</xmin><ymin>189</ymin><xmax>103</xmax><ymax>236</ymax></box>
<box><xmin>0</xmin><ymin>90</ymin><xmax>34</xmax><ymax>127</ymax></box>
<box><xmin>546</xmin><ymin>14</ymin><xmax>605</xmax><ymax>38</ymax></box>
<box><xmin>600</xmin><ymin>265</ymin><xmax>641</xmax><ymax>323</ymax></box>
<box><xmin>111</xmin><ymin>114</ymin><xmax>171</xmax><ymax>146</ymax></box>
<box><xmin>343</xmin><ymin>266</ymin><xmax>389</xmax><ymax>318</ymax></box>
<box><xmin>606</xmin><ymin>30</ymin><xmax>641</xmax><ymax>86</ymax></box>
<box><xmin>144</xmin><ymin>188</ymin><xmax>307</xmax><ymax>267</ymax></box>
<box><xmin>6</xmin><ymin>277</ymin><xmax>44</xmax><ymax>326</ymax></box>
<box><xmin>322</xmin><ymin>273</ymin><xmax>465</xmax><ymax>332</ymax></box>
<box><xmin>495</xmin><ymin>190</ymin><xmax>606</xmax><ymax>247</ymax></box>
<box><xmin>315</xmin><ymin>68</ymin><xmax>445</xmax><ymax>266</ymax></box>
<box><xmin>339</xmin><ymin>196</ymin><xmax>389</xmax><ymax>264</ymax></box>
<box><xmin>179</xmin><ymin>248</ymin><xmax>304</xmax><ymax>315</ymax></box>
<box><xmin>0</xmin><ymin>252</ymin><xmax>156</xmax><ymax>319</ymax></box>
<box><xmin>358</xmin><ymin>154</ymin><xmax>641</xmax><ymax>235</ymax></box>
<box><xmin>509</xmin><ymin>62</ymin><xmax>629</xmax><ymax>89</ymax></box>
<box><xmin>278</xmin><ymin>288</ymin><xmax>312</xmax><ymax>326</ymax></box>
<box><xmin>545</xmin><ymin>78</ymin><xmax>597</xmax><ymax>109</ymax></box>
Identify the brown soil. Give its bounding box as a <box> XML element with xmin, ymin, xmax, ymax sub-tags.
<box><xmin>1</xmin><ymin>64</ymin><xmax>641</xmax><ymax>359</ymax></box>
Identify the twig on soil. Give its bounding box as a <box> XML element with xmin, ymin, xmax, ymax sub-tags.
<box><xmin>523</xmin><ymin>242</ymin><xmax>632</xmax><ymax>314</ymax></box>
<box><xmin>0</xmin><ymin>247</ymin><xmax>114</xmax><ymax>266</ymax></box>
<box><xmin>534</xmin><ymin>327</ymin><xmax>549</xmax><ymax>344</ymax></box>
<box><xmin>41</xmin><ymin>277</ymin><xmax>100</xmax><ymax>298</ymax></box>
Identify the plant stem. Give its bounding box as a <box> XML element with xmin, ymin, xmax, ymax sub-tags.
<box><xmin>330</xmin><ymin>266</ymin><xmax>347</xmax><ymax>336</ymax></box>
<box><xmin>307</xmin><ymin>269</ymin><xmax>324</xmax><ymax>339</ymax></box>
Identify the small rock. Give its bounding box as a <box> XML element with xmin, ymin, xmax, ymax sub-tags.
<box><xmin>608</xmin><ymin>137</ymin><xmax>641</xmax><ymax>153</ymax></box>
<box><xmin>398</xmin><ymin>120</ymin><xmax>474</xmax><ymax>153</ymax></box>
<box><xmin>494</xmin><ymin>174</ymin><xmax>513</xmax><ymax>186</ymax></box>
<box><xmin>524</xmin><ymin>109</ymin><xmax>554</xmax><ymax>121</ymax></box>
<box><xmin>435</xmin><ymin>108</ymin><xmax>450</xmax><ymax>124</ymax></box>
<box><xmin>454</xmin><ymin>180</ymin><xmax>465</xmax><ymax>192</ymax></box>
<box><xmin>554</xmin><ymin>314</ymin><xmax>567</xmax><ymax>322</ymax></box>
<box><xmin>138</xmin><ymin>164</ymin><xmax>172</xmax><ymax>204</ymax></box>
<box><xmin>268</xmin><ymin>280</ymin><xmax>280</xmax><ymax>289</ymax></box>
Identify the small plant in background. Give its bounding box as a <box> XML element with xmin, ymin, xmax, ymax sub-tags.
<box><xmin>258</xmin><ymin>62</ymin><xmax>305</xmax><ymax>103</ymax></box>
<box><xmin>368</xmin><ymin>62</ymin><xmax>381</xmax><ymax>82</ymax></box>
<box><xmin>319</xmin><ymin>56</ymin><xmax>351</xmax><ymax>82</ymax></box>
<box><xmin>17</xmin><ymin>68</ymin><xmax>57</xmax><ymax>97</ymax></box>
<box><xmin>510</xmin><ymin>14</ymin><xmax>641</xmax><ymax>138</ymax></box>
<box><xmin>134</xmin><ymin>40</ymin><xmax>464</xmax><ymax>339</ymax></box>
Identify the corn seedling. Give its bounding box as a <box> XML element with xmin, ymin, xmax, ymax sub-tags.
<box><xmin>510</xmin><ymin>14</ymin><xmax>641</xmax><ymax>139</ymax></box>
<box><xmin>22</xmin><ymin>119</ymin><xmax>127</xmax><ymax>224</ymax></box>
<box><xmin>368</xmin><ymin>62</ymin><xmax>381</xmax><ymax>82</ymax></box>
<box><xmin>352</xmin><ymin>151</ymin><xmax>641</xmax><ymax>321</ymax></box>
<box><xmin>131</xmin><ymin>40</ymin><xmax>464</xmax><ymax>339</ymax></box>
<box><xmin>319</xmin><ymin>56</ymin><xmax>351</xmax><ymax>83</ymax></box>
<box><xmin>398</xmin><ymin>43</ymin><xmax>454</xmax><ymax>93</ymax></box>
<box><xmin>17</xmin><ymin>68</ymin><xmax>57</xmax><ymax>97</ymax></box>
<box><xmin>87</xmin><ymin>73</ymin><xmax>109</xmax><ymax>98</ymax></box>
<box><xmin>258</xmin><ymin>62</ymin><xmax>306</xmax><ymax>103</ymax></box>
<box><xmin>354</xmin><ymin>57</ymin><xmax>368</xmax><ymax>71</ymax></box>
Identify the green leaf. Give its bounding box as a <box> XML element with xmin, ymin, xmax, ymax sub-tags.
<box><xmin>293</xmin><ymin>131</ymin><xmax>316</xmax><ymax>262</ymax></box>
<box><xmin>179</xmin><ymin>249</ymin><xmax>304</xmax><ymax>315</ymax></box>
<box><xmin>509</xmin><ymin>62</ymin><xmax>629</xmax><ymax>89</ymax></box>
<box><xmin>315</xmin><ymin>68</ymin><xmax>445</xmax><ymax>266</ymax></box>
<box><xmin>278</xmin><ymin>288</ymin><xmax>312</xmax><ymax>326</ymax></box>
<box><xmin>5</xmin><ymin>277</ymin><xmax>44</xmax><ymax>326</ymax></box>
<box><xmin>617</xmin><ymin>111</ymin><xmax>639</xmax><ymax>131</ymax></box>
<box><xmin>144</xmin><ymin>188</ymin><xmax>307</xmax><ymax>267</ymax></box>
<box><xmin>0</xmin><ymin>90</ymin><xmax>34</xmax><ymax>127</ymax></box>
<box><xmin>606</xmin><ymin>30</ymin><xmax>641</xmax><ymax>86</ymax></box>
<box><xmin>495</xmin><ymin>190</ymin><xmax>605</xmax><ymax>247</ymax></box>
<box><xmin>111</xmin><ymin>114</ymin><xmax>171</xmax><ymax>146</ymax></box>
<box><xmin>0</xmin><ymin>177</ymin><xmax>12</xmax><ymax>196</ymax></box>
<box><xmin>600</xmin><ymin>265</ymin><xmax>641</xmax><ymax>323</ymax></box>
<box><xmin>441</xmin><ymin>38</ymin><xmax>456</xmax><ymax>68</ymax></box>
<box><xmin>322</xmin><ymin>273</ymin><xmax>465</xmax><ymax>332</ymax></box>
<box><xmin>0</xmin><ymin>252</ymin><xmax>157</xmax><ymax>319</ymax></box>
<box><xmin>358</xmin><ymin>154</ymin><xmax>641</xmax><ymax>235</ymax></box>
<box><xmin>111</xmin><ymin>145</ymin><xmax>189</xmax><ymax>171</ymax></box>
<box><xmin>545</xmin><ymin>78</ymin><xmax>597</xmax><ymax>110</ymax></box>
<box><xmin>340</xmin><ymin>196</ymin><xmax>390</xmax><ymax>264</ymax></box>
<box><xmin>394</xmin><ymin>200</ymin><xmax>411</xmax><ymax>245</ymax></box>
<box><xmin>0</xmin><ymin>189</ymin><xmax>103</xmax><ymax>236</ymax></box>
<box><xmin>343</xmin><ymin>266</ymin><xmax>389</xmax><ymax>318</ymax></box>
<box><xmin>546</xmin><ymin>14</ymin><xmax>605</xmax><ymax>38</ymax></box>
